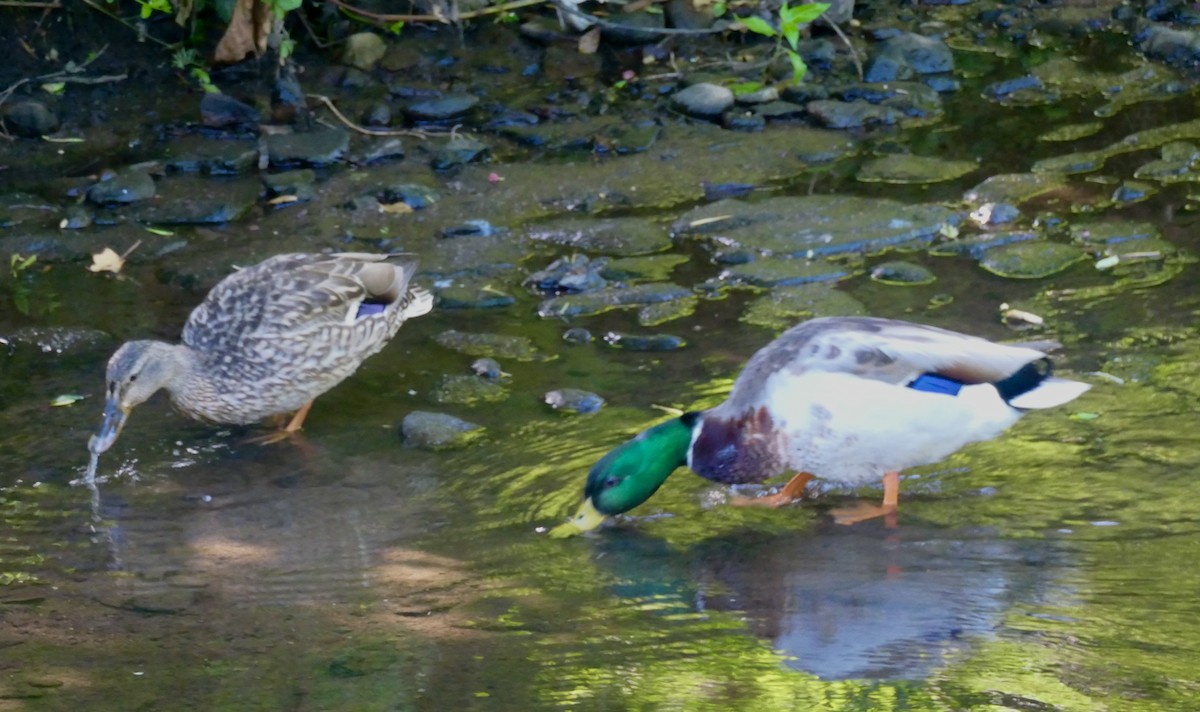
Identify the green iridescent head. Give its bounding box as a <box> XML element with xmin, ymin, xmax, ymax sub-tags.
<box><xmin>550</xmin><ymin>414</ymin><xmax>699</xmax><ymax>537</ymax></box>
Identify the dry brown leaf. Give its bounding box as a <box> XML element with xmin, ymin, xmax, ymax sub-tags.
<box><xmin>267</xmin><ymin>194</ymin><xmax>299</xmax><ymax>206</ymax></box>
<box><xmin>378</xmin><ymin>202</ymin><xmax>415</xmax><ymax>215</ymax></box>
<box><xmin>89</xmin><ymin>248</ymin><xmax>125</xmax><ymax>274</ymax></box>
<box><xmin>214</xmin><ymin>0</ymin><xmax>271</xmax><ymax>64</ymax></box>
<box><xmin>578</xmin><ymin>27</ymin><xmax>601</xmax><ymax>55</ymax></box>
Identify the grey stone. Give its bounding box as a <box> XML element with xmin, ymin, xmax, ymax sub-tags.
<box><xmin>671</xmin><ymin>83</ymin><xmax>735</xmax><ymax>119</ymax></box>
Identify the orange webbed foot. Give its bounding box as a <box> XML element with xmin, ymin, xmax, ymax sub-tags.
<box><xmin>729</xmin><ymin>472</ymin><xmax>814</xmax><ymax>509</ymax></box>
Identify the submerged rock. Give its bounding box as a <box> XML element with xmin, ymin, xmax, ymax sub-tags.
<box><xmin>603</xmin><ymin>332</ymin><xmax>687</xmax><ymax>351</ymax></box>
<box><xmin>978</xmin><ymin>241</ymin><xmax>1087</xmax><ymax>278</ymax></box>
<box><xmin>341</xmin><ymin>32</ymin><xmax>387</xmax><ymax>70</ymax></box>
<box><xmin>721</xmin><ymin>258</ymin><xmax>852</xmax><ymax>287</ymax></box>
<box><xmin>401</xmin><ymin>411</ymin><xmax>486</xmax><ymax>450</ymax></box>
<box><xmin>435</xmin><ymin>330</ymin><xmax>550</xmax><ymax>361</ymax></box>
<box><xmin>806</xmin><ymin>100</ymin><xmax>904</xmax><ymax>129</ymax></box>
<box><xmin>162</xmin><ymin>137</ymin><xmax>258</xmax><ymax>175</ymax></box>
<box><xmin>741</xmin><ymin>283</ymin><xmax>867</xmax><ymax>330</ymax></box>
<box><xmin>538</xmin><ymin>283</ymin><xmax>692</xmax><ymax>318</ymax></box>
<box><xmin>562</xmin><ymin>327</ymin><xmax>593</xmax><ymax>345</ymax></box>
<box><xmin>857</xmin><ymin>154</ymin><xmax>978</xmax><ymax>184</ymax></box>
<box><xmin>433</xmin><ymin>374</ymin><xmax>509</xmax><ymax>405</ymax></box>
<box><xmin>638</xmin><ymin>297</ymin><xmax>697</xmax><ymax>326</ymax></box>
<box><xmin>405</xmin><ymin>94</ymin><xmax>480</xmax><ymax>122</ymax></box>
<box><xmin>675</xmin><ymin>195</ymin><xmax>958</xmax><ymax>261</ymax></box>
<box><xmin>527</xmin><ymin>217</ymin><xmax>671</xmax><ymax>257</ymax></box>
<box><xmin>134</xmin><ymin>175</ymin><xmax>259</xmax><ymax>225</ymax></box>
<box><xmin>471</xmin><ymin>358</ymin><xmax>507</xmax><ymax>380</ymax></box>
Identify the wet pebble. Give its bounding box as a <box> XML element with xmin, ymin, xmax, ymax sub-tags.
<box><xmin>604</xmin><ymin>332</ymin><xmax>687</xmax><ymax>351</ymax></box>
<box><xmin>401</xmin><ymin>411</ymin><xmax>486</xmax><ymax>450</ymax></box>
<box><xmin>379</xmin><ymin>183</ymin><xmax>438</xmax><ymax>210</ymax></box>
<box><xmin>805</xmin><ymin>100</ymin><xmax>903</xmax><ymax>129</ymax></box>
<box><xmin>538</xmin><ymin>283</ymin><xmax>692</xmax><ymax>318</ymax></box>
<box><xmin>1</xmin><ymin>99</ymin><xmax>58</xmax><ymax>137</ymax></box>
<box><xmin>864</xmin><ymin>32</ymin><xmax>954</xmax><ymax>82</ymax></box>
<box><xmin>545</xmin><ymin>388</ymin><xmax>605</xmax><ymax>414</ymax></box>
<box><xmin>341</xmin><ymin>32</ymin><xmax>387</xmax><ymax>70</ymax></box>
<box><xmin>262</xmin><ymin>169</ymin><xmax>317</xmax><ymax>202</ymax></box>
<box><xmin>471</xmin><ymin>358</ymin><xmax>507</xmax><ymax>380</ymax></box>
<box><xmin>87</xmin><ymin>169</ymin><xmax>157</xmax><ymax>205</ymax></box>
<box><xmin>670</xmin><ymin>83</ymin><xmax>734</xmax><ymax>119</ymax></box>
<box><xmin>58</xmin><ymin>205</ymin><xmax>92</xmax><ymax>230</ymax></box>
<box><xmin>526</xmin><ymin>255</ymin><xmax>608</xmax><ymax>293</ymax></box>
<box><xmin>265</xmin><ymin>129</ymin><xmax>350</xmax><ymax>167</ymax></box>
<box><xmin>440</xmin><ymin>220</ymin><xmax>498</xmax><ymax>238</ymax></box>
<box><xmin>432</xmin><ymin>137</ymin><xmax>490</xmax><ymax>170</ymax></box>
<box><xmin>869</xmin><ymin>261</ymin><xmax>937</xmax><ymax>286</ymax></box>
<box><xmin>199</xmin><ymin>93</ymin><xmax>261</xmax><ymax>129</ymax></box>
<box><xmin>405</xmin><ymin>94</ymin><xmax>480</xmax><ymax>122</ymax></box>
<box><xmin>361</xmin><ymin>102</ymin><xmax>392</xmax><ymax>127</ymax></box>
<box><xmin>562</xmin><ymin>327</ymin><xmax>593</xmax><ymax>345</ymax></box>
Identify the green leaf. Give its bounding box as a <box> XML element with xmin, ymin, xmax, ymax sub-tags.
<box><xmin>1070</xmin><ymin>412</ymin><xmax>1100</xmax><ymax>422</ymax></box>
<box><xmin>782</xmin><ymin>23</ymin><xmax>800</xmax><ymax>50</ymax></box>
<box><xmin>271</xmin><ymin>0</ymin><xmax>302</xmax><ymax>12</ymax></box>
<box><xmin>711</xmin><ymin>0</ymin><xmax>726</xmax><ymax>17</ymax></box>
<box><xmin>783</xmin><ymin>2</ymin><xmax>829</xmax><ymax>25</ymax></box>
<box><xmin>786</xmin><ymin>49</ymin><xmax>808</xmax><ymax>84</ymax></box>
<box><xmin>738</xmin><ymin>16</ymin><xmax>777</xmax><ymax>38</ymax></box>
<box><xmin>41</xmin><ymin>82</ymin><xmax>66</xmax><ymax>95</ymax></box>
<box><xmin>143</xmin><ymin>226</ymin><xmax>175</xmax><ymax>236</ymax></box>
<box><xmin>50</xmin><ymin>394</ymin><xmax>86</xmax><ymax>407</ymax></box>
<box><xmin>729</xmin><ymin>81</ymin><xmax>764</xmax><ymax>95</ymax></box>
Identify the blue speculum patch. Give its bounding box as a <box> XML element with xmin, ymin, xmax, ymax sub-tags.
<box><xmin>356</xmin><ymin>302</ymin><xmax>387</xmax><ymax>319</ymax></box>
<box><xmin>909</xmin><ymin>373</ymin><xmax>963</xmax><ymax>396</ymax></box>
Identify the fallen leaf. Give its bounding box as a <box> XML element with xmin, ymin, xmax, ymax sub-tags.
<box><xmin>89</xmin><ymin>247</ymin><xmax>125</xmax><ymax>274</ymax></box>
<box><xmin>267</xmin><ymin>194</ymin><xmax>299</xmax><ymax>206</ymax></box>
<box><xmin>50</xmin><ymin>394</ymin><xmax>86</xmax><ymax>407</ymax></box>
<box><xmin>214</xmin><ymin>0</ymin><xmax>271</xmax><ymax>64</ymax></box>
<box><xmin>578</xmin><ymin>27</ymin><xmax>601</xmax><ymax>55</ymax></box>
<box><xmin>1070</xmin><ymin>412</ymin><xmax>1100</xmax><ymax>422</ymax></box>
<box><xmin>143</xmin><ymin>226</ymin><xmax>174</xmax><ymax>236</ymax></box>
<box><xmin>41</xmin><ymin>82</ymin><xmax>66</xmax><ymax>95</ymax></box>
<box><xmin>378</xmin><ymin>201</ymin><xmax>414</xmax><ymax>215</ymax></box>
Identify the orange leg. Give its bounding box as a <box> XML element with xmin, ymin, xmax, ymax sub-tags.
<box><xmin>729</xmin><ymin>472</ymin><xmax>815</xmax><ymax>508</ymax></box>
<box><xmin>247</xmin><ymin>401</ymin><xmax>314</xmax><ymax>445</ymax></box>
<box><xmin>831</xmin><ymin>470</ymin><xmax>900</xmax><ymax>526</ymax></box>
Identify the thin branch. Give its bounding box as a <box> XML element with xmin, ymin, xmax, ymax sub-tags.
<box><xmin>548</xmin><ymin>0</ymin><xmax>729</xmax><ymax>35</ymax></box>
<box><xmin>820</xmin><ymin>16</ymin><xmax>862</xmax><ymax>81</ymax></box>
<box><xmin>306</xmin><ymin>93</ymin><xmax>447</xmax><ymax>138</ymax></box>
<box><xmin>0</xmin><ymin>0</ymin><xmax>61</xmax><ymax>7</ymax></box>
<box><xmin>78</xmin><ymin>0</ymin><xmax>176</xmax><ymax>48</ymax></box>
<box><xmin>326</xmin><ymin>0</ymin><xmax>546</xmax><ymax>25</ymax></box>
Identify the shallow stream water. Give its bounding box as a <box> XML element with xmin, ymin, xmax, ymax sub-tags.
<box><xmin>4</xmin><ymin>15</ymin><xmax>1200</xmax><ymax>712</ymax></box>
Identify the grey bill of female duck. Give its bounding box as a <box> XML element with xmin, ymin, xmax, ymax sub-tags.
<box><xmin>87</xmin><ymin>252</ymin><xmax>433</xmax><ymax>481</ymax></box>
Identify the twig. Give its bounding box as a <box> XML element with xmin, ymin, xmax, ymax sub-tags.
<box><xmin>0</xmin><ymin>46</ymin><xmax>121</xmax><ymax>139</ymax></box>
<box><xmin>820</xmin><ymin>16</ymin><xmax>862</xmax><ymax>81</ymax></box>
<box><xmin>0</xmin><ymin>0</ymin><xmax>61</xmax><ymax>6</ymax></box>
<box><xmin>78</xmin><ymin>0</ymin><xmax>175</xmax><ymax>48</ymax></box>
<box><xmin>306</xmin><ymin>93</ymin><xmax>446</xmax><ymax>138</ymax></box>
<box><xmin>327</xmin><ymin>0</ymin><xmax>547</xmax><ymax>25</ymax></box>
<box><xmin>548</xmin><ymin>0</ymin><xmax>729</xmax><ymax>35</ymax></box>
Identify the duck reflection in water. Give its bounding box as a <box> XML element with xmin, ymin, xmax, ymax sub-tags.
<box><xmin>590</xmin><ymin>522</ymin><xmax>1067</xmax><ymax>681</ymax></box>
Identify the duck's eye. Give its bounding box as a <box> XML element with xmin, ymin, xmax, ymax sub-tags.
<box><xmin>129</xmin><ymin>374</ymin><xmax>139</xmax><ymax>383</ymax></box>
<box><xmin>603</xmin><ymin>476</ymin><xmax>620</xmax><ymax>490</ymax></box>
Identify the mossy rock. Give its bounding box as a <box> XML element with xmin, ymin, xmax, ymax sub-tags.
<box><xmin>978</xmin><ymin>242</ymin><xmax>1087</xmax><ymax>279</ymax></box>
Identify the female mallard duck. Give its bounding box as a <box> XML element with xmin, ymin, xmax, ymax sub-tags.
<box><xmin>89</xmin><ymin>252</ymin><xmax>433</xmax><ymax>457</ymax></box>
<box><xmin>552</xmin><ymin>316</ymin><xmax>1090</xmax><ymax>535</ymax></box>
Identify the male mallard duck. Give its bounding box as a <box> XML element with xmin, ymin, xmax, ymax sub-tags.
<box><xmin>89</xmin><ymin>252</ymin><xmax>433</xmax><ymax>457</ymax></box>
<box><xmin>552</xmin><ymin>316</ymin><xmax>1090</xmax><ymax>535</ymax></box>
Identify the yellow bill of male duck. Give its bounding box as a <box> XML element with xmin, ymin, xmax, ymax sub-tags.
<box><xmin>550</xmin><ymin>316</ymin><xmax>1091</xmax><ymax>537</ymax></box>
<box><xmin>86</xmin><ymin>252</ymin><xmax>433</xmax><ymax>481</ymax></box>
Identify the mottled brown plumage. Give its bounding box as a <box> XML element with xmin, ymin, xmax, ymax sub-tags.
<box><xmin>90</xmin><ymin>253</ymin><xmax>433</xmax><ymax>455</ymax></box>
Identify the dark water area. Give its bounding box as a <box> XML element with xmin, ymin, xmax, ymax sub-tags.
<box><xmin>4</xmin><ymin>5</ymin><xmax>1200</xmax><ymax>711</ymax></box>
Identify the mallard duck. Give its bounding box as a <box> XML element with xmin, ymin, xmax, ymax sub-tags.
<box><xmin>89</xmin><ymin>252</ymin><xmax>433</xmax><ymax>458</ymax></box>
<box><xmin>551</xmin><ymin>316</ymin><xmax>1090</xmax><ymax>536</ymax></box>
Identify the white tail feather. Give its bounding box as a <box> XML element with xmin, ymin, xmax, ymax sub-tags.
<box><xmin>403</xmin><ymin>287</ymin><xmax>434</xmax><ymax>319</ymax></box>
<box><xmin>1007</xmin><ymin>377</ymin><xmax>1091</xmax><ymax>409</ymax></box>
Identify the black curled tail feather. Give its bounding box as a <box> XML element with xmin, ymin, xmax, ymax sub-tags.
<box><xmin>994</xmin><ymin>357</ymin><xmax>1052</xmax><ymax>404</ymax></box>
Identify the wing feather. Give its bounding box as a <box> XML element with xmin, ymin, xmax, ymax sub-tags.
<box><xmin>724</xmin><ymin>317</ymin><xmax>1056</xmax><ymax>411</ymax></box>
